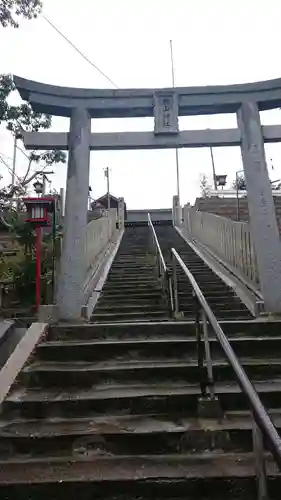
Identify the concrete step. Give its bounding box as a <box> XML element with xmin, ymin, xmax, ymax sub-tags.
<box><xmin>5</xmin><ymin>378</ymin><xmax>281</xmax><ymax>420</ymax></box>
<box><xmin>102</xmin><ymin>282</ymin><xmax>162</xmax><ymax>291</ymax></box>
<box><xmin>97</xmin><ymin>296</ymin><xmax>165</xmax><ymax>306</ymax></box>
<box><xmin>109</xmin><ymin>271</ymin><xmax>155</xmax><ymax>277</ymax></box>
<box><xmin>0</xmin><ymin>452</ymin><xmax>278</xmax><ymax>491</ymax></box>
<box><xmin>2</xmin><ymin>411</ymin><xmax>281</xmax><ymax>459</ymax></box>
<box><xmin>176</xmin><ymin>281</ymin><xmax>234</xmax><ymax>291</ymax></box>
<box><xmin>181</xmin><ymin>309</ymin><xmax>252</xmax><ymax>320</ymax></box>
<box><xmin>91</xmin><ymin>310</ymin><xmax>169</xmax><ymax>323</ymax></box>
<box><xmin>22</xmin><ymin>357</ymin><xmax>281</xmax><ymax>389</ymax></box>
<box><xmin>178</xmin><ymin>295</ymin><xmax>247</xmax><ymax>307</ymax></box>
<box><xmin>109</xmin><ymin>268</ymin><xmax>156</xmax><ymax>274</ymax></box>
<box><xmin>37</xmin><ymin>336</ymin><xmax>281</xmax><ymax>363</ymax></box>
<box><xmin>99</xmin><ymin>290</ymin><xmax>237</xmax><ymax>302</ymax></box>
<box><xmin>105</xmin><ymin>276</ymin><xmax>159</xmax><ymax>283</ymax></box>
<box><xmin>177</xmin><ymin>274</ymin><xmax>226</xmax><ymax>284</ymax></box>
<box><xmin>101</xmin><ymin>290</ymin><xmax>164</xmax><ymax>299</ymax></box>
<box><xmin>48</xmin><ymin>321</ymin><xmax>281</xmax><ymax>342</ymax></box>
<box><xmin>94</xmin><ymin>303</ymin><xmax>167</xmax><ymax>312</ymax></box>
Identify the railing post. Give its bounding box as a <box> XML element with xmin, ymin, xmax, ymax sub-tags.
<box><xmin>167</xmin><ymin>269</ymin><xmax>174</xmax><ymax>315</ymax></box>
<box><xmin>252</xmin><ymin>416</ymin><xmax>268</xmax><ymax>500</ymax></box>
<box><xmin>172</xmin><ymin>253</ymin><xmax>179</xmax><ymax>315</ymax></box>
<box><xmin>194</xmin><ymin>300</ymin><xmax>206</xmax><ymax>398</ymax></box>
<box><xmin>157</xmin><ymin>252</ymin><xmax>161</xmax><ymax>279</ymax></box>
<box><xmin>201</xmin><ymin>310</ymin><xmax>215</xmax><ymax>399</ymax></box>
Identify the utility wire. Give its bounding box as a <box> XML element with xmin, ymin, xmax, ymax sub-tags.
<box><xmin>0</xmin><ymin>148</ymin><xmax>49</xmax><ymax>186</ymax></box>
<box><xmin>16</xmin><ymin>144</ymin><xmax>49</xmax><ymax>173</ymax></box>
<box><xmin>0</xmin><ymin>153</ymin><xmax>22</xmax><ymax>183</ymax></box>
<box><xmin>42</xmin><ymin>14</ymin><xmax>119</xmax><ymax>89</ymax></box>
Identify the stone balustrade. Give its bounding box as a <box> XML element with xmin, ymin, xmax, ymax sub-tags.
<box><xmin>182</xmin><ymin>205</ymin><xmax>259</xmax><ymax>289</ymax></box>
<box><xmin>85</xmin><ymin>208</ymin><xmax>118</xmax><ymax>276</ymax></box>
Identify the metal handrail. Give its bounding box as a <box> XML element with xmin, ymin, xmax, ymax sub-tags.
<box><xmin>171</xmin><ymin>247</ymin><xmax>281</xmax><ymax>473</ymax></box>
<box><xmin>148</xmin><ymin>214</ymin><xmax>167</xmax><ymax>272</ymax></box>
<box><xmin>148</xmin><ymin>214</ymin><xmax>173</xmax><ymax>314</ymax></box>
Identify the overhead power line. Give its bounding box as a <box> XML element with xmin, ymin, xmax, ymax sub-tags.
<box><xmin>42</xmin><ymin>14</ymin><xmax>119</xmax><ymax>89</ymax></box>
<box><xmin>0</xmin><ymin>153</ymin><xmax>22</xmax><ymax>183</ymax></box>
<box><xmin>16</xmin><ymin>144</ymin><xmax>54</xmax><ymax>174</ymax></box>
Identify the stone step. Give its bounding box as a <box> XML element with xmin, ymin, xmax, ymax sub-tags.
<box><xmin>101</xmin><ymin>290</ymin><xmax>164</xmax><ymax>299</ymax></box>
<box><xmin>109</xmin><ymin>267</ymin><xmax>155</xmax><ymax>271</ymax></box>
<box><xmin>97</xmin><ymin>295</ymin><xmax>165</xmax><ymax>305</ymax></box>
<box><xmin>102</xmin><ymin>282</ymin><xmax>162</xmax><ymax>291</ymax></box>
<box><xmin>2</xmin><ymin>411</ymin><xmax>281</xmax><ymax>459</ymax></box>
<box><xmin>48</xmin><ymin>321</ymin><xmax>281</xmax><ymax>342</ymax></box>
<box><xmin>177</xmin><ymin>274</ymin><xmax>225</xmax><ymax>284</ymax></box>
<box><xmin>105</xmin><ymin>276</ymin><xmax>159</xmax><ymax>283</ymax></box>
<box><xmin>0</xmin><ymin>476</ymin><xmax>279</xmax><ymax>500</ymax></box>
<box><xmin>3</xmin><ymin>408</ymin><xmax>280</xmax><ymax>437</ymax></box>
<box><xmin>91</xmin><ymin>311</ymin><xmax>169</xmax><ymax>323</ymax></box>
<box><xmin>4</xmin><ymin>379</ymin><xmax>281</xmax><ymax>420</ymax></box>
<box><xmin>100</xmin><ymin>289</ymin><xmax>235</xmax><ymax>300</ymax></box>
<box><xmin>109</xmin><ymin>268</ymin><xmax>156</xmax><ymax>275</ymax></box>
<box><xmin>181</xmin><ymin>309</ymin><xmax>252</xmax><ymax>320</ymax></box>
<box><xmin>94</xmin><ymin>303</ymin><xmax>166</xmax><ymax>312</ymax></box>
<box><xmin>176</xmin><ymin>281</ymin><xmax>232</xmax><ymax>291</ymax></box>
<box><xmin>22</xmin><ymin>357</ymin><xmax>281</xmax><ymax>389</ymax></box>
<box><xmin>0</xmin><ymin>452</ymin><xmax>277</xmax><ymax>489</ymax></box>
<box><xmin>177</xmin><ymin>296</ymin><xmax>247</xmax><ymax>307</ymax></box>
<box><xmin>37</xmin><ymin>336</ymin><xmax>281</xmax><ymax>363</ymax></box>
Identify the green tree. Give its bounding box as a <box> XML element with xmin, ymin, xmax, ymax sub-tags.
<box><xmin>199</xmin><ymin>173</ymin><xmax>211</xmax><ymax>198</ymax></box>
<box><xmin>0</xmin><ymin>74</ymin><xmax>51</xmax><ymax>133</ymax></box>
<box><xmin>0</xmin><ymin>0</ymin><xmax>42</xmax><ymax>28</ymax></box>
<box><xmin>233</xmin><ymin>174</ymin><xmax>281</xmax><ymax>192</ymax></box>
<box><xmin>0</xmin><ymin>74</ymin><xmax>66</xmax><ymax>208</ymax></box>
<box><xmin>233</xmin><ymin>174</ymin><xmax>247</xmax><ymax>191</ymax></box>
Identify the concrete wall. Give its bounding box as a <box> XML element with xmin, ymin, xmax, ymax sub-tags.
<box><xmin>127</xmin><ymin>209</ymin><xmax>172</xmax><ymax>222</ymax></box>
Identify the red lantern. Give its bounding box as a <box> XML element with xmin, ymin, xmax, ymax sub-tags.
<box><xmin>23</xmin><ymin>197</ymin><xmax>55</xmax><ymax>311</ymax></box>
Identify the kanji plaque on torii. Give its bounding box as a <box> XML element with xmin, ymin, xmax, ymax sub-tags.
<box><xmin>153</xmin><ymin>92</ymin><xmax>179</xmax><ymax>135</ymax></box>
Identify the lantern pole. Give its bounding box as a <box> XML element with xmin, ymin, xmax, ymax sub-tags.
<box><xmin>35</xmin><ymin>225</ymin><xmax>42</xmax><ymax>311</ymax></box>
<box><xmin>51</xmin><ymin>199</ymin><xmax>56</xmax><ymax>300</ymax></box>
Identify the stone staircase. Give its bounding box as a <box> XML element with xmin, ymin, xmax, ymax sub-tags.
<box><xmin>0</xmin><ymin>320</ymin><xmax>281</xmax><ymax>498</ymax></box>
<box><xmin>91</xmin><ymin>225</ymin><xmax>168</xmax><ymax>323</ymax></box>
<box><xmin>0</xmin><ymin>223</ymin><xmax>280</xmax><ymax>499</ymax></box>
<box><xmin>155</xmin><ymin>225</ymin><xmax>252</xmax><ymax>320</ymax></box>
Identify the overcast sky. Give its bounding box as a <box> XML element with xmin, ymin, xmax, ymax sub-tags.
<box><xmin>0</xmin><ymin>0</ymin><xmax>281</xmax><ymax>209</ymax></box>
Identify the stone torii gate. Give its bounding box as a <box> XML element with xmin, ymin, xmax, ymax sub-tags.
<box><xmin>13</xmin><ymin>76</ymin><xmax>281</xmax><ymax>318</ymax></box>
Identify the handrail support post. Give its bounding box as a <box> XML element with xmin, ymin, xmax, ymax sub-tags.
<box><xmin>172</xmin><ymin>253</ymin><xmax>179</xmax><ymax>316</ymax></box>
<box><xmin>201</xmin><ymin>310</ymin><xmax>215</xmax><ymax>400</ymax></box>
<box><xmin>252</xmin><ymin>415</ymin><xmax>268</xmax><ymax>500</ymax></box>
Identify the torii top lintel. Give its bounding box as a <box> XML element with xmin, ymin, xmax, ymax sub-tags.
<box><xmin>14</xmin><ymin>75</ymin><xmax>281</xmax><ymax>119</ymax></box>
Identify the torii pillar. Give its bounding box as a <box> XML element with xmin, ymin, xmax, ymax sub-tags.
<box><xmin>237</xmin><ymin>102</ymin><xmax>281</xmax><ymax>312</ymax></box>
<box><xmin>56</xmin><ymin>107</ymin><xmax>91</xmax><ymax>319</ymax></box>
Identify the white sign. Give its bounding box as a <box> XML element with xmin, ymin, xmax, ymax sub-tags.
<box><xmin>154</xmin><ymin>92</ymin><xmax>179</xmax><ymax>135</ymax></box>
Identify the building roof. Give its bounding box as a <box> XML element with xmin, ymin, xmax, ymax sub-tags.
<box><xmin>96</xmin><ymin>193</ymin><xmax>120</xmax><ymax>204</ymax></box>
